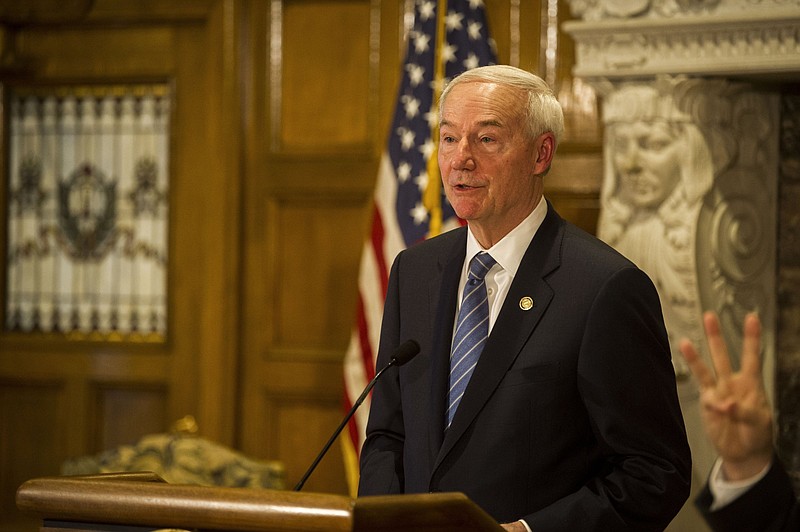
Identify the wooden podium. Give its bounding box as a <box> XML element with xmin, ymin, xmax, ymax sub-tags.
<box><xmin>16</xmin><ymin>472</ymin><xmax>503</xmax><ymax>532</ymax></box>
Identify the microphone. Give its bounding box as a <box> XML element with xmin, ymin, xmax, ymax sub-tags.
<box><xmin>293</xmin><ymin>339</ymin><xmax>421</xmax><ymax>491</ymax></box>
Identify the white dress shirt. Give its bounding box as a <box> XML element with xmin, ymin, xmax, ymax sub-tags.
<box><xmin>456</xmin><ymin>196</ymin><xmax>548</xmax><ymax>335</ymax></box>
<box><xmin>708</xmin><ymin>457</ymin><xmax>772</xmax><ymax>511</ymax></box>
<box><xmin>455</xmin><ymin>197</ymin><xmax>547</xmax><ymax>532</ymax></box>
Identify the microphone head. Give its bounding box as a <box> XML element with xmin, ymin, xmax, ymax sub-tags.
<box><xmin>391</xmin><ymin>339</ymin><xmax>420</xmax><ymax>367</ymax></box>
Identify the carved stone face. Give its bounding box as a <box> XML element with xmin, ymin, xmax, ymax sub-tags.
<box><xmin>611</xmin><ymin>121</ymin><xmax>682</xmax><ymax>211</ymax></box>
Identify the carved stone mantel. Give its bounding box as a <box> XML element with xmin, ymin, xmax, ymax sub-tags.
<box><xmin>562</xmin><ymin>0</ymin><xmax>795</xmax><ymax>377</ymax></box>
<box><xmin>564</xmin><ymin>2</ymin><xmax>798</xmax><ymax>529</ymax></box>
<box><xmin>563</xmin><ymin>0</ymin><xmax>798</xmax><ymax>391</ymax></box>
<box><xmin>564</xmin><ymin>1</ymin><xmax>800</xmax><ymax>79</ymax></box>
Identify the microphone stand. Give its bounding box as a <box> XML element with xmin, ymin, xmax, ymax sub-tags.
<box><xmin>293</xmin><ymin>340</ymin><xmax>419</xmax><ymax>491</ymax></box>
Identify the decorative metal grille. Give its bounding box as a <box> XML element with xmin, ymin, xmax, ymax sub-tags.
<box><xmin>5</xmin><ymin>84</ymin><xmax>170</xmax><ymax>340</ymax></box>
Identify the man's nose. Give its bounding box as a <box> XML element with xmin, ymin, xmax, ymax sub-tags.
<box><xmin>451</xmin><ymin>139</ymin><xmax>476</xmax><ymax>170</ymax></box>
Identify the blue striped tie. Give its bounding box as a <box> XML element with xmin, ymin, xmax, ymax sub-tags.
<box><xmin>446</xmin><ymin>252</ymin><xmax>496</xmax><ymax>428</ymax></box>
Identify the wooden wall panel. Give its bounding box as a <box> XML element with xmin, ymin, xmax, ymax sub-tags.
<box><xmin>485</xmin><ymin>0</ymin><xmax>543</xmax><ymax>74</ymax></box>
<box><xmin>167</xmin><ymin>17</ymin><xmax>241</xmax><ymax>442</ymax></box>
<box><xmin>17</xmin><ymin>27</ymin><xmax>175</xmax><ymax>77</ymax></box>
<box><xmin>239</xmin><ymin>0</ymin><xmax>388</xmax><ymax>494</ymax></box>
<box><xmin>91</xmin><ymin>385</ymin><xmax>168</xmax><ymax>452</ymax></box>
<box><xmin>280</xmin><ymin>0</ymin><xmax>374</xmax><ymax>151</ymax></box>
<box><xmin>545</xmin><ymin>151</ymin><xmax>603</xmax><ymax>235</ymax></box>
<box><xmin>0</xmin><ymin>381</ymin><xmax>65</xmax><ymax>522</ymax></box>
<box><xmin>273</xmin><ymin>398</ymin><xmax>347</xmax><ymax>493</ymax></box>
<box><xmin>243</xmin><ymin>358</ymin><xmax>344</xmax><ymax>477</ymax></box>
<box><xmin>272</xmin><ymin>196</ymin><xmax>365</xmax><ymax>350</ymax></box>
<box><xmin>0</xmin><ymin>1</ymin><xmax>242</xmax><ymax>529</ymax></box>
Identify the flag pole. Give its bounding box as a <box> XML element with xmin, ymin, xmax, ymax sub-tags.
<box><xmin>423</xmin><ymin>0</ymin><xmax>448</xmax><ymax>239</ymax></box>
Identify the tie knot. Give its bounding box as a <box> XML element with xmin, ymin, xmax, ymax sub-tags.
<box><xmin>468</xmin><ymin>252</ymin><xmax>496</xmax><ymax>283</ymax></box>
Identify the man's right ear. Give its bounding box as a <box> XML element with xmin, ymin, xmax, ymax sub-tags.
<box><xmin>533</xmin><ymin>132</ymin><xmax>556</xmax><ymax>175</ymax></box>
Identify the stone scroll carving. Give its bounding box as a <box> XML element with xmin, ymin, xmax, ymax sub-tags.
<box><xmin>597</xmin><ymin>75</ymin><xmax>777</xmax><ymax>379</ymax></box>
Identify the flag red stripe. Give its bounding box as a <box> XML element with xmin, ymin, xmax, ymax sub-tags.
<box><xmin>370</xmin><ymin>205</ymin><xmax>389</xmax><ymax>298</ymax></box>
<box><xmin>356</xmin><ymin>293</ymin><xmax>376</xmax><ymax>383</ymax></box>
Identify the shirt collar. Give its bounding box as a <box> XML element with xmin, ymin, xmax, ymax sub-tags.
<box><xmin>465</xmin><ymin>196</ymin><xmax>548</xmax><ymax>277</ymax></box>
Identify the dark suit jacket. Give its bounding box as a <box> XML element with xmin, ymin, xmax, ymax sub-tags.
<box><xmin>696</xmin><ymin>456</ymin><xmax>799</xmax><ymax>532</ymax></box>
<box><xmin>358</xmin><ymin>204</ymin><xmax>692</xmax><ymax>530</ymax></box>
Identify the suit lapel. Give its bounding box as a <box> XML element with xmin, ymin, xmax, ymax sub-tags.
<box><xmin>427</xmin><ymin>230</ymin><xmax>466</xmax><ymax>462</ymax></box>
<box><xmin>432</xmin><ymin>205</ymin><xmax>565</xmax><ymax>476</ymax></box>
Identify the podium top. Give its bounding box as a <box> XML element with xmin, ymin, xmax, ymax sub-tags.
<box><xmin>17</xmin><ymin>473</ymin><xmax>503</xmax><ymax>532</ymax></box>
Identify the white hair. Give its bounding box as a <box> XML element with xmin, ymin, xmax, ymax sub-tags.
<box><xmin>439</xmin><ymin>65</ymin><xmax>565</xmax><ymax>145</ymax></box>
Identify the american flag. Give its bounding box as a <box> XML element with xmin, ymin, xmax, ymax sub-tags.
<box><xmin>341</xmin><ymin>0</ymin><xmax>496</xmax><ymax>494</ymax></box>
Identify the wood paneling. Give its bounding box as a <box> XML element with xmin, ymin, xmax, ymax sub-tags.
<box><xmin>239</xmin><ymin>0</ymin><xmax>387</xmax><ymax>493</ymax></box>
<box><xmin>0</xmin><ymin>381</ymin><xmax>66</xmax><ymax>520</ymax></box>
<box><xmin>0</xmin><ymin>1</ymin><xmax>603</xmax><ymax>529</ymax></box>
<box><xmin>279</xmin><ymin>0</ymin><xmax>375</xmax><ymax>151</ymax></box>
<box><xmin>0</xmin><ymin>1</ymin><xmax>242</xmax><ymax>529</ymax></box>
<box><xmin>274</xmin><ymin>396</ymin><xmax>347</xmax><ymax>493</ymax></box>
<box><xmin>272</xmin><ymin>195</ymin><xmax>366</xmax><ymax>350</ymax></box>
<box><xmin>91</xmin><ymin>385</ymin><xmax>168</xmax><ymax>452</ymax></box>
<box><xmin>17</xmin><ymin>27</ymin><xmax>175</xmax><ymax>77</ymax></box>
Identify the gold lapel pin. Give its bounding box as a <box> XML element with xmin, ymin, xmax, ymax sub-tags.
<box><xmin>519</xmin><ymin>296</ymin><xmax>534</xmax><ymax>311</ymax></box>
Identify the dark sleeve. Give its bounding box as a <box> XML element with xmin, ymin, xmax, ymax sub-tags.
<box><xmin>697</xmin><ymin>456</ymin><xmax>799</xmax><ymax>532</ymax></box>
<box><xmin>357</xmin><ymin>254</ymin><xmax>405</xmax><ymax>496</ymax></box>
<box><xmin>526</xmin><ymin>267</ymin><xmax>693</xmax><ymax>531</ymax></box>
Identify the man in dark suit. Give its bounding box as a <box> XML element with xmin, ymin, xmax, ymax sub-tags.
<box><xmin>358</xmin><ymin>65</ymin><xmax>692</xmax><ymax>531</ymax></box>
<box><xmin>680</xmin><ymin>312</ymin><xmax>799</xmax><ymax>531</ymax></box>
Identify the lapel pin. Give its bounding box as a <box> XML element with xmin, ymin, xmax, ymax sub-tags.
<box><xmin>519</xmin><ymin>296</ymin><xmax>534</xmax><ymax>311</ymax></box>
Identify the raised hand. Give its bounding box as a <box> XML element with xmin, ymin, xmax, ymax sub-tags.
<box><xmin>678</xmin><ymin>311</ymin><xmax>774</xmax><ymax>481</ymax></box>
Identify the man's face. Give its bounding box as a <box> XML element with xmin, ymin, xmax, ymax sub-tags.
<box><xmin>612</xmin><ymin>121</ymin><xmax>682</xmax><ymax>210</ymax></box>
<box><xmin>438</xmin><ymin>81</ymin><xmax>547</xmax><ymax>244</ymax></box>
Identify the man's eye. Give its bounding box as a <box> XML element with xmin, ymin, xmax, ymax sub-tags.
<box><xmin>480</xmin><ymin>137</ymin><xmax>494</xmax><ymax>143</ymax></box>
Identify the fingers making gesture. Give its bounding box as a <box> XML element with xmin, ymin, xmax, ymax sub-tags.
<box><xmin>679</xmin><ymin>311</ymin><xmax>774</xmax><ymax>481</ymax></box>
